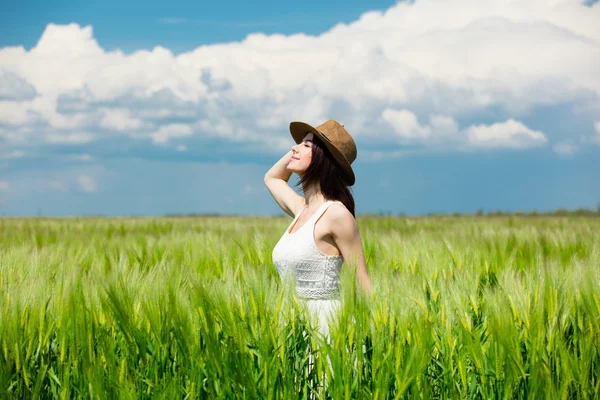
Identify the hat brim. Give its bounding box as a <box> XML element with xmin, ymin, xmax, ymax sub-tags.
<box><xmin>289</xmin><ymin>121</ymin><xmax>355</xmax><ymax>186</ymax></box>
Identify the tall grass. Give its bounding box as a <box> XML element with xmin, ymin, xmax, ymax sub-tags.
<box><xmin>0</xmin><ymin>216</ymin><xmax>598</xmax><ymax>398</ymax></box>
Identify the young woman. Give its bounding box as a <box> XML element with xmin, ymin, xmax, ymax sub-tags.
<box><xmin>264</xmin><ymin>119</ymin><xmax>371</xmax><ymax>336</ymax></box>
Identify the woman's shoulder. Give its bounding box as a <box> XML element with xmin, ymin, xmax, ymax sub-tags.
<box><xmin>324</xmin><ymin>202</ymin><xmax>358</xmax><ymax>239</ymax></box>
<box><xmin>327</xmin><ymin>200</ymin><xmax>347</xmax><ymax>210</ymax></box>
<box><xmin>326</xmin><ymin>201</ymin><xmax>355</xmax><ymax>223</ymax></box>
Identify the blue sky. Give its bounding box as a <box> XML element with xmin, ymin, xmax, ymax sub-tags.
<box><xmin>1</xmin><ymin>0</ymin><xmax>599</xmax><ymax>216</ymax></box>
<box><xmin>1</xmin><ymin>0</ymin><xmax>397</xmax><ymax>53</ymax></box>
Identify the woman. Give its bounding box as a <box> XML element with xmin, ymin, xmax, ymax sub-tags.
<box><xmin>264</xmin><ymin>119</ymin><xmax>371</xmax><ymax>337</ymax></box>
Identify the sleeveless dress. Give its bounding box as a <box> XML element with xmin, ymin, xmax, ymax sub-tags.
<box><xmin>272</xmin><ymin>200</ymin><xmax>344</xmax><ymax>337</ymax></box>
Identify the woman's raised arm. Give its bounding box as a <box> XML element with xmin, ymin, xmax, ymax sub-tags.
<box><xmin>264</xmin><ymin>150</ymin><xmax>305</xmax><ymax>217</ymax></box>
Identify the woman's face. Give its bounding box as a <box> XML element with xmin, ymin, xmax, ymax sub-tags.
<box><xmin>287</xmin><ymin>132</ymin><xmax>314</xmax><ymax>174</ymax></box>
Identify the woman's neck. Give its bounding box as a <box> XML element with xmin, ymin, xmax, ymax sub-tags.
<box><xmin>302</xmin><ymin>184</ymin><xmax>326</xmax><ymax>209</ymax></box>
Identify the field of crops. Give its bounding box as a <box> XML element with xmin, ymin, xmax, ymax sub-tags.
<box><xmin>0</xmin><ymin>215</ymin><xmax>599</xmax><ymax>398</ymax></box>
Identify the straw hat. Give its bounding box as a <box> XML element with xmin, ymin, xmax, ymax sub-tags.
<box><xmin>289</xmin><ymin>119</ymin><xmax>357</xmax><ymax>186</ymax></box>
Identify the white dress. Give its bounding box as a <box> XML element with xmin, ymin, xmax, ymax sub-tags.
<box><xmin>272</xmin><ymin>200</ymin><xmax>344</xmax><ymax>337</ymax></box>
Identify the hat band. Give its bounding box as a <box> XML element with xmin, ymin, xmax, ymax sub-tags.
<box><xmin>318</xmin><ymin>130</ymin><xmax>332</xmax><ymax>143</ymax></box>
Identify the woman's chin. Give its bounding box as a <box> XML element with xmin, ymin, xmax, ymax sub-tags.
<box><xmin>287</xmin><ymin>162</ymin><xmax>308</xmax><ymax>174</ymax></box>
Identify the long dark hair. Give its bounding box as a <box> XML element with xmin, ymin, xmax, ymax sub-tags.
<box><xmin>295</xmin><ymin>135</ymin><xmax>356</xmax><ymax>217</ymax></box>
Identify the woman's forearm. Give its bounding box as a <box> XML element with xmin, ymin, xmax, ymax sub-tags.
<box><xmin>264</xmin><ymin>150</ymin><xmax>294</xmax><ymax>182</ymax></box>
<box><xmin>357</xmin><ymin>264</ymin><xmax>372</xmax><ymax>296</ymax></box>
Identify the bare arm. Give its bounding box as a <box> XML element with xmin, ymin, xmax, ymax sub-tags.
<box><xmin>264</xmin><ymin>150</ymin><xmax>305</xmax><ymax>217</ymax></box>
<box><xmin>328</xmin><ymin>205</ymin><xmax>372</xmax><ymax>295</ymax></box>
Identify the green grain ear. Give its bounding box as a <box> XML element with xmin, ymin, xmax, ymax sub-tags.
<box><xmin>0</xmin><ymin>215</ymin><xmax>598</xmax><ymax>398</ymax></box>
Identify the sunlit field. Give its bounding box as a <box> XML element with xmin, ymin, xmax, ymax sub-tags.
<box><xmin>1</xmin><ymin>215</ymin><xmax>599</xmax><ymax>398</ymax></box>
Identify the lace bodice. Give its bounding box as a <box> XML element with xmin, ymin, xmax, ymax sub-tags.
<box><xmin>272</xmin><ymin>200</ymin><xmax>344</xmax><ymax>300</ymax></box>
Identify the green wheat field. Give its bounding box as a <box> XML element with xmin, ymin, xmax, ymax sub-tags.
<box><xmin>1</xmin><ymin>215</ymin><xmax>599</xmax><ymax>399</ymax></box>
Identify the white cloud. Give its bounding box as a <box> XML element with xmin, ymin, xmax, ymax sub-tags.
<box><xmin>552</xmin><ymin>142</ymin><xmax>577</xmax><ymax>156</ymax></box>
<box><xmin>0</xmin><ymin>70</ymin><xmax>36</xmax><ymax>100</ymax></box>
<box><xmin>77</xmin><ymin>174</ymin><xmax>97</xmax><ymax>192</ymax></box>
<box><xmin>430</xmin><ymin>115</ymin><xmax>459</xmax><ymax>136</ymax></box>
<box><xmin>150</xmin><ymin>123</ymin><xmax>193</xmax><ymax>144</ymax></box>
<box><xmin>382</xmin><ymin>110</ymin><xmax>546</xmax><ymax>149</ymax></box>
<box><xmin>100</xmin><ymin>109</ymin><xmax>146</xmax><ymax>131</ymax></box>
<box><xmin>0</xmin><ymin>100</ymin><xmax>41</xmax><ymax>125</ymax></box>
<box><xmin>0</xmin><ymin>180</ymin><xmax>10</xmax><ymax>191</ymax></box>
<box><xmin>382</xmin><ymin>109</ymin><xmax>431</xmax><ymax>139</ymax></box>
<box><xmin>45</xmin><ymin>132</ymin><xmax>94</xmax><ymax>144</ymax></box>
<box><xmin>466</xmin><ymin>119</ymin><xmax>547</xmax><ymax>149</ymax></box>
<box><xmin>0</xmin><ymin>0</ymin><xmax>598</xmax><ymax>156</ymax></box>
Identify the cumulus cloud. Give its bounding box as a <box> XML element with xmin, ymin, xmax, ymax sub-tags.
<box><xmin>382</xmin><ymin>110</ymin><xmax>547</xmax><ymax>149</ymax></box>
<box><xmin>430</xmin><ymin>115</ymin><xmax>459</xmax><ymax>136</ymax></box>
<box><xmin>0</xmin><ymin>70</ymin><xmax>36</xmax><ymax>100</ymax></box>
<box><xmin>465</xmin><ymin>119</ymin><xmax>547</xmax><ymax>149</ymax></box>
<box><xmin>45</xmin><ymin>132</ymin><xmax>95</xmax><ymax>144</ymax></box>
<box><xmin>100</xmin><ymin>108</ymin><xmax>146</xmax><ymax>131</ymax></box>
<box><xmin>382</xmin><ymin>109</ymin><xmax>431</xmax><ymax>139</ymax></box>
<box><xmin>0</xmin><ymin>0</ymin><xmax>599</xmax><ymax>160</ymax></box>
<box><xmin>151</xmin><ymin>123</ymin><xmax>193</xmax><ymax>144</ymax></box>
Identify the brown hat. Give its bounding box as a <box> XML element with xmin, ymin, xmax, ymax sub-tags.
<box><xmin>289</xmin><ymin>119</ymin><xmax>357</xmax><ymax>186</ymax></box>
